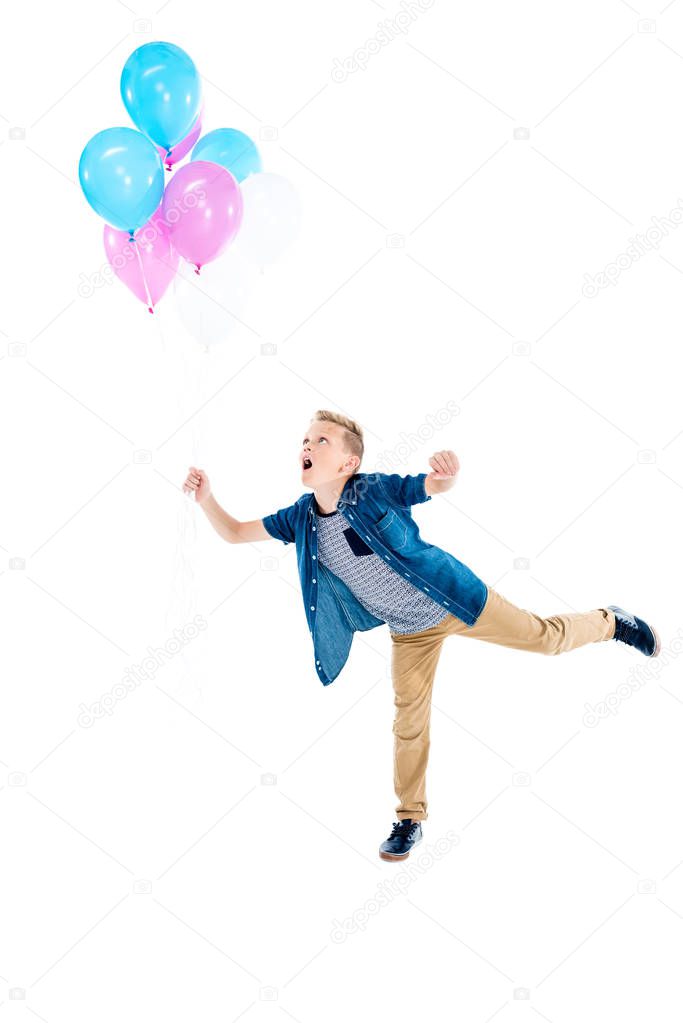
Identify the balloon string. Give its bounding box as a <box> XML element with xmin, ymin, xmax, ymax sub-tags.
<box><xmin>152</xmin><ymin>303</ymin><xmax>167</xmax><ymax>355</ymax></box>
<box><xmin>132</xmin><ymin>237</ymin><xmax>155</xmax><ymax>314</ymax></box>
<box><xmin>162</xmin><ymin>320</ymin><xmax>205</xmax><ymax>705</ymax></box>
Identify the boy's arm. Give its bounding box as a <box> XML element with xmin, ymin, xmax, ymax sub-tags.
<box><xmin>182</xmin><ymin>468</ymin><xmax>276</xmax><ymax>544</ymax></box>
<box><xmin>200</xmin><ymin>494</ymin><xmax>273</xmax><ymax>543</ymax></box>
<box><xmin>380</xmin><ymin>451</ymin><xmax>460</xmax><ymax>506</ymax></box>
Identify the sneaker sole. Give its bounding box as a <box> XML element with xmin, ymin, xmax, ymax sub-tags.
<box><xmin>379</xmin><ymin>834</ymin><xmax>423</xmax><ymax>861</ymax></box>
<box><xmin>650</xmin><ymin>623</ymin><xmax>662</xmax><ymax>657</ymax></box>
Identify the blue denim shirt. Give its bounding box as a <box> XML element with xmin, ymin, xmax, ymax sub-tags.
<box><xmin>262</xmin><ymin>471</ymin><xmax>488</xmax><ymax>686</ymax></box>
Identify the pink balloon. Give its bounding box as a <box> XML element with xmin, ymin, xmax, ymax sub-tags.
<box><xmin>103</xmin><ymin>207</ymin><xmax>179</xmax><ymax>313</ymax></box>
<box><xmin>161</xmin><ymin>160</ymin><xmax>243</xmax><ymax>273</ymax></box>
<box><xmin>156</xmin><ymin>106</ymin><xmax>204</xmax><ymax>170</ymax></box>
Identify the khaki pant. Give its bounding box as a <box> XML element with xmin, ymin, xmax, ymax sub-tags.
<box><xmin>389</xmin><ymin>585</ymin><xmax>616</xmax><ymax>822</ymax></box>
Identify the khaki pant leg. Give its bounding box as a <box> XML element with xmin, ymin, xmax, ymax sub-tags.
<box><xmin>440</xmin><ymin>586</ymin><xmax>616</xmax><ymax>654</ymax></box>
<box><xmin>390</xmin><ymin>617</ymin><xmax>451</xmax><ymax>822</ymax></box>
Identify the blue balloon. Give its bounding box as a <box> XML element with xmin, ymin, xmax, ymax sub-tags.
<box><xmin>78</xmin><ymin>127</ymin><xmax>165</xmax><ymax>234</ymax></box>
<box><xmin>191</xmin><ymin>128</ymin><xmax>262</xmax><ymax>183</ymax></box>
<box><xmin>121</xmin><ymin>41</ymin><xmax>202</xmax><ymax>151</ymax></box>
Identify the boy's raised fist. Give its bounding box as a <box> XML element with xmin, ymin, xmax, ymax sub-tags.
<box><xmin>427</xmin><ymin>450</ymin><xmax>460</xmax><ymax>480</ymax></box>
<box><xmin>183</xmin><ymin>466</ymin><xmax>211</xmax><ymax>503</ymax></box>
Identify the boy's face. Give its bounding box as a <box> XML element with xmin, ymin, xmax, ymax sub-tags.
<box><xmin>300</xmin><ymin>421</ymin><xmax>358</xmax><ymax>485</ymax></box>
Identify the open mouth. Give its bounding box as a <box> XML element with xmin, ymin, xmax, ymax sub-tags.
<box><xmin>303</xmin><ymin>458</ymin><xmax>313</xmax><ymax>471</ymax></box>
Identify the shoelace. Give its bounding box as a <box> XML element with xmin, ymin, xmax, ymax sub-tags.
<box><xmin>613</xmin><ymin>616</ymin><xmax>637</xmax><ymax>644</ymax></box>
<box><xmin>390</xmin><ymin>820</ymin><xmax>419</xmax><ymax>840</ymax></box>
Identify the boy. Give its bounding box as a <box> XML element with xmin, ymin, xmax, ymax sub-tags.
<box><xmin>182</xmin><ymin>410</ymin><xmax>661</xmax><ymax>862</ymax></box>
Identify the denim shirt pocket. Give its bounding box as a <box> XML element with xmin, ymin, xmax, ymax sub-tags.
<box><xmin>375</xmin><ymin>508</ymin><xmax>409</xmax><ymax>550</ymax></box>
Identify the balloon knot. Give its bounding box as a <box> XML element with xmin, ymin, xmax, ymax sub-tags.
<box><xmin>148</xmin><ymin>306</ymin><xmax>154</xmax><ymax>314</ymax></box>
<box><xmin>194</xmin><ymin>266</ymin><xmax>201</xmax><ymax>275</ymax></box>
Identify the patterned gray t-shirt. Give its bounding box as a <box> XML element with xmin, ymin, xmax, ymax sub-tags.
<box><xmin>315</xmin><ymin>506</ymin><xmax>450</xmax><ymax>635</ymax></box>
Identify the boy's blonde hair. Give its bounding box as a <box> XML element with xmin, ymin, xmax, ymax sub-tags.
<box><xmin>311</xmin><ymin>409</ymin><xmax>364</xmax><ymax>468</ymax></box>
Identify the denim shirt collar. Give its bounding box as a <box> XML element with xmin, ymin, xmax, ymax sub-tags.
<box><xmin>306</xmin><ymin>472</ymin><xmax>361</xmax><ymax>517</ymax></box>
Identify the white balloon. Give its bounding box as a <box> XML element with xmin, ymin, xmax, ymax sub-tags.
<box><xmin>173</xmin><ymin>249</ymin><xmax>257</xmax><ymax>346</ymax></box>
<box><xmin>231</xmin><ymin>172</ymin><xmax>303</xmax><ymax>266</ymax></box>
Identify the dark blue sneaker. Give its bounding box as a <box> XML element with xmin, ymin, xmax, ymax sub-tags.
<box><xmin>379</xmin><ymin>819</ymin><xmax>423</xmax><ymax>861</ymax></box>
<box><xmin>608</xmin><ymin>605</ymin><xmax>661</xmax><ymax>657</ymax></box>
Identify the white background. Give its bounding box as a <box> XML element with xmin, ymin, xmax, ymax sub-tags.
<box><xmin>2</xmin><ymin>1</ymin><xmax>683</xmax><ymax>1020</ymax></box>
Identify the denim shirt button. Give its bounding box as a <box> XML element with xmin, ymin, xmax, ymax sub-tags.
<box><xmin>312</xmin><ymin>578</ymin><xmax>316</xmax><ymax>583</ymax></box>
<box><xmin>312</xmin><ymin>555</ymin><xmax>316</xmax><ymax>559</ymax></box>
<box><xmin>311</xmin><ymin>605</ymin><xmax>315</xmax><ymax>610</ymax></box>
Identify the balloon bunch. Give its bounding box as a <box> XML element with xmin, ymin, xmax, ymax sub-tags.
<box><xmin>78</xmin><ymin>41</ymin><xmax>302</xmax><ymax>333</ymax></box>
